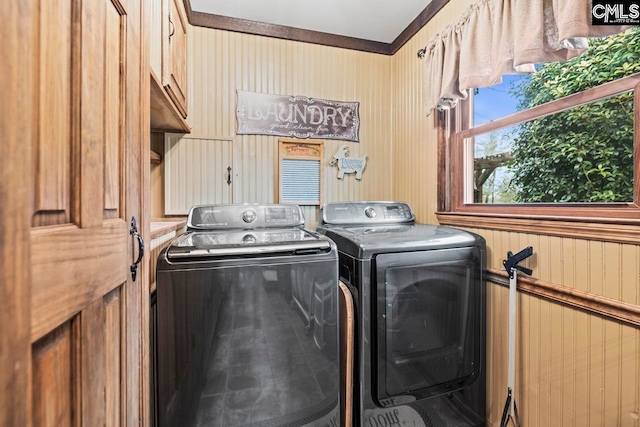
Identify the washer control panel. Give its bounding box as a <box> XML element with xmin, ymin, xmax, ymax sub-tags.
<box><xmin>320</xmin><ymin>201</ymin><xmax>415</xmax><ymax>225</ymax></box>
<box><xmin>188</xmin><ymin>204</ymin><xmax>304</xmax><ymax>230</ymax></box>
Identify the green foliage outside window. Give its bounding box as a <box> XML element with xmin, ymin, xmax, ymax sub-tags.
<box><xmin>508</xmin><ymin>28</ymin><xmax>640</xmax><ymax>203</ymax></box>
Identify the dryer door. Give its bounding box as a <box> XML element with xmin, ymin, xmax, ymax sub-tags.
<box><xmin>373</xmin><ymin>246</ymin><xmax>483</xmax><ymax>404</ymax></box>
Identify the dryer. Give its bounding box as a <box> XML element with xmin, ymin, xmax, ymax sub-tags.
<box><xmin>317</xmin><ymin>201</ymin><xmax>486</xmax><ymax>427</ymax></box>
<box><xmin>156</xmin><ymin>204</ymin><xmax>340</xmax><ymax>427</ymax></box>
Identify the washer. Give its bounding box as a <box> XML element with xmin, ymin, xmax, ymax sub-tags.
<box><xmin>317</xmin><ymin>201</ymin><xmax>486</xmax><ymax>427</ymax></box>
<box><xmin>156</xmin><ymin>204</ymin><xmax>340</xmax><ymax>427</ymax></box>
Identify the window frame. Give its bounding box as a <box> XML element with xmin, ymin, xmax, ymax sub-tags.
<box><xmin>437</xmin><ymin>73</ymin><xmax>640</xmax><ymax>244</ymax></box>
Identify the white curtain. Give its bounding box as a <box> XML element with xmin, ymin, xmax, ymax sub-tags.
<box><xmin>423</xmin><ymin>0</ymin><xmax>630</xmax><ymax>115</ymax></box>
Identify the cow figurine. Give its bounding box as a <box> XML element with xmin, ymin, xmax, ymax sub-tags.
<box><xmin>330</xmin><ymin>144</ymin><xmax>367</xmax><ymax>180</ymax></box>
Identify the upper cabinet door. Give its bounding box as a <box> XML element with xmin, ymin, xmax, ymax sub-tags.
<box><xmin>163</xmin><ymin>0</ymin><xmax>188</xmax><ymax>118</ymax></box>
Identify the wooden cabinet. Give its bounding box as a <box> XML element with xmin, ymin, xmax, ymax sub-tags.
<box><xmin>163</xmin><ymin>0</ymin><xmax>188</xmax><ymax>118</ymax></box>
<box><xmin>1</xmin><ymin>0</ymin><xmax>149</xmax><ymax>425</ymax></box>
<box><xmin>150</xmin><ymin>0</ymin><xmax>190</xmax><ymax>132</ymax></box>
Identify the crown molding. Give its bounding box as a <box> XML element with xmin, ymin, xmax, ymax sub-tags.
<box><xmin>189</xmin><ymin>10</ymin><xmax>391</xmax><ymax>54</ymax></box>
<box><xmin>182</xmin><ymin>0</ymin><xmax>449</xmax><ymax>56</ymax></box>
<box><xmin>390</xmin><ymin>0</ymin><xmax>448</xmax><ymax>55</ymax></box>
<box><xmin>182</xmin><ymin>0</ymin><xmax>193</xmax><ymax>21</ymax></box>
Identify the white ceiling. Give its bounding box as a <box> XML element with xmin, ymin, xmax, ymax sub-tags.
<box><xmin>189</xmin><ymin>0</ymin><xmax>434</xmax><ymax>44</ymax></box>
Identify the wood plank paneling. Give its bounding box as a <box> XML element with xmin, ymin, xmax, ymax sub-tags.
<box><xmin>164</xmin><ymin>135</ymin><xmax>233</xmax><ymax>214</ymax></box>
<box><xmin>452</xmin><ymin>230</ymin><xmax>640</xmax><ymax>426</ymax></box>
<box><xmin>621</xmin><ymin>245</ymin><xmax>639</xmax><ymax>305</ymax></box>
<box><xmin>575</xmin><ymin>309</ymin><xmax>590</xmax><ymax>426</ymax></box>
<box><xmin>104</xmin><ymin>1</ymin><xmax>123</xmax><ymax>217</ymax></box>
<box><xmin>32</xmin><ymin>322</ymin><xmax>74</xmax><ymax>427</ymax></box>
<box><xmin>604</xmin><ymin>321</ymin><xmax>622</xmax><ymax>425</ymax></box>
<box><xmin>34</xmin><ymin>0</ymin><xmax>72</xmax><ymax>226</ymax></box>
<box><xmin>620</xmin><ymin>324</ymin><xmax>640</xmax><ymax>427</ymax></box>
<box><xmin>589</xmin><ymin>315</ymin><xmax>606</xmax><ymax>425</ymax></box>
<box><xmin>484</xmin><ymin>281</ymin><xmax>640</xmax><ymax>427</ymax></box>
<box><xmin>390</xmin><ymin>0</ymin><xmax>462</xmax><ymax>225</ymax></box>
<box><xmin>186</xmin><ymin>26</ymin><xmax>393</xmax><ymax>227</ymax></box>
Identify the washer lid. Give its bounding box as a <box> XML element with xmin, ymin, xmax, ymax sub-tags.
<box><xmin>167</xmin><ymin>228</ymin><xmax>332</xmax><ymax>259</ymax></box>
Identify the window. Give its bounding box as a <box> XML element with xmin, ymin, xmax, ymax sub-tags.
<box><xmin>437</xmin><ymin>28</ymin><xmax>640</xmax><ymax>243</ymax></box>
<box><xmin>473</xmin><ymin>90</ymin><xmax>634</xmax><ymax>204</ymax></box>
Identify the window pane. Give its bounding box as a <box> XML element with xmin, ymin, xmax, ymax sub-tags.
<box><xmin>473</xmin><ymin>74</ymin><xmax>531</xmax><ymax>127</ymax></box>
<box><xmin>472</xmin><ymin>28</ymin><xmax>640</xmax><ymax>129</ymax></box>
<box><xmin>470</xmin><ymin>91</ymin><xmax>634</xmax><ymax>203</ymax></box>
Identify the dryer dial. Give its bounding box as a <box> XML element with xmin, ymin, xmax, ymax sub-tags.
<box><xmin>364</xmin><ymin>207</ymin><xmax>377</xmax><ymax>218</ymax></box>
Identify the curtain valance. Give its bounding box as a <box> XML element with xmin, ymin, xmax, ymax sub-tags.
<box><xmin>423</xmin><ymin>0</ymin><xmax>630</xmax><ymax>115</ymax></box>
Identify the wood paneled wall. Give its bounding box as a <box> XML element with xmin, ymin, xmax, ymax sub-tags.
<box><xmin>182</xmin><ymin>26</ymin><xmax>394</xmax><ymax>227</ymax></box>
<box><xmin>467</xmin><ymin>228</ymin><xmax>640</xmax><ymax>426</ymax></box>
<box><xmin>391</xmin><ymin>0</ymin><xmax>474</xmax><ymax>225</ymax></box>
<box><xmin>164</xmin><ymin>134</ymin><xmax>233</xmax><ymax>215</ymax></box>
<box><xmin>391</xmin><ymin>0</ymin><xmax>640</xmax><ymax>424</ymax></box>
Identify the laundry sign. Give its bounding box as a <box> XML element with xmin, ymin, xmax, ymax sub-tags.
<box><xmin>236</xmin><ymin>90</ymin><xmax>360</xmax><ymax>142</ymax></box>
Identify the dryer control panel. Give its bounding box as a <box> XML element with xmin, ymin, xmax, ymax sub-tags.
<box><xmin>320</xmin><ymin>201</ymin><xmax>415</xmax><ymax>226</ymax></box>
<box><xmin>187</xmin><ymin>204</ymin><xmax>304</xmax><ymax>230</ymax></box>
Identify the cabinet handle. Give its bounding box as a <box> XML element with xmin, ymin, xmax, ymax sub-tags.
<box><xmin>226</xmin><ymin>166</ymin><xmax>232</xmax><ymax>186</ymax></box>
<box><xmin>130</xmin><ymin>217</ymin><xmax>145</xmax><ymax>282</ymax></box>
<box><xmin>168</xmin><ymin>16</ymin><xmax>175</xmax><ymax>40</ymax></box>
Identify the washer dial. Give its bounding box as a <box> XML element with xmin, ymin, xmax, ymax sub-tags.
<box><xmin>242</xmin><ymin>234</ymin><xmax>257</xmax><ymax>244</ymax></box>
<box><xmin>242</xmin><ymin>209</ymin><xmax>257</xmax><ymax>223</ymax></box>
<box><xmin>364</xmin><ymin>207</ymin><xmax>377</xmax><ymax>218</ymax></box>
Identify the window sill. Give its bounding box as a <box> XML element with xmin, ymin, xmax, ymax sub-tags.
<box><xmin>436</xmin><ymin>211</ymin><xmax>640</xmax><ymax>244</ymax></box>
